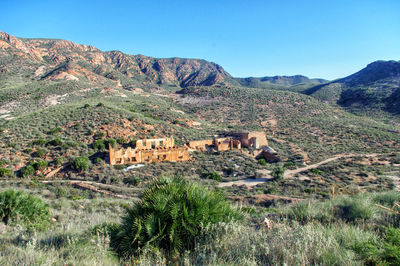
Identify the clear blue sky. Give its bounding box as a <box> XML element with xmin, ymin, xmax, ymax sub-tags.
<box><xmin>1</xmin><ymin>0</ymin><xmax>399</xmax><ymax>80</ymax></box>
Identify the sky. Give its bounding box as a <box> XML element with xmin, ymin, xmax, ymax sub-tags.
<box><xmin>1</xmin><ymin>0</ymin><xmax>399</xmax><ymax>80</ymax></box>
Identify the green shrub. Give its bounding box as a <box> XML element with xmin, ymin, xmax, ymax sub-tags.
<box><xmin>47</xmin><ymin>137</ymin><xmax>62</xmax><ymax>146</ymax></box>
<box><xmin>32</xmin><ymin>160</ymin><xmax>48</xmax><ymax>171</ymax></box>
<box><xmin>116</xmin><ymin>137</ymin><xmax>126</xmax><ymax>144</ymax></box>
<box><xmin>21</xmin><ymin>165</ymin><xmax>35</xmax><ymax>177</ymax></box>
<box><xmin>203</xmin><ymin>172</ymin><xmax>222</xmax><ymax>181</ymax></box>
<box><xmin>0</xmin><ymin>190</ymin><xmax>51</xmax><ymax>230</ymax></box>
<box><xmin>47</xmin><ymin>127</ymin><xmax>62</xmax><ymax>135</ymax></box>
<box><xmin>0</xmin><ymin>168</ymin><xmax>12</xmax><ymax>177</ymax></box>
<box><xmin>32</xmin><ymin>138</ymin><xmax>47</xmax><ymax>146</ymax></box>
<box><xmin>381</xmin><ymin>227</ymin><xmax>400</xmax><ymax>265</ymax></box>
<box><xmin>71</xmin><ymin>156</ymin><xmax>90</xmax><ymax>172</ymax></box>
<box><xmin>55</xmin><ymin>157</ymin><xmax>64</xmax><ymax>166</ymax></box>
<box><xmin>94</xmin><ymin>131</ymin><xmax>105</xmax><ymax>139</ymax></box>
<box><xmin>272</xmin><ymin>166</ymin><xmax>285</xmax><ymax>180</ymax></box>
<box><xmin>95</xmin><ymin>157</ymin><xmax>103</xmax><ymax>164</ymax></box>
<box><xmin>93</xmin><ymin>140</ymin><xmax>106</xmax><ymax>151</ymax></box>
<box><xmin>111</xmin><ymin>176</ymin><xmax>243</xmax><ymax>258</ymax></box>
<box><xmin>106</xmin><ymin>138</ymin><xmax>117</xmax><ymax>148</ymax></box>
<box><xmin>258</xmin><ymin>158</ymin><xmax>267</xmax><ymax>166</ymax></box>
<box><xmin>33</xmin><ymin>149</ymin><xmax>46</xmax><ymax>158</ymax></box>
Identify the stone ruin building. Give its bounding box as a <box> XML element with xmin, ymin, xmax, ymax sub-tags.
<box><xmin>109</xmin><ymin>131</ymin><xmax>279</xmax><ymax>165</ymax></box>
<box><xmin>109</xmin><ymin>137</ymin><xmax>190</xmax><ymax>165</ymax></box>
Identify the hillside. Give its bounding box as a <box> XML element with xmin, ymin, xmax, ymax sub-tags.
<box><xmin>235</xmin><ymin>75</ymin><xmax>328</xmax><ymax>92</ymax></box>
<box><xmin>305</xmin><ymin>60</ymin><xmax>400</xmax><ymax>114</ymax></box>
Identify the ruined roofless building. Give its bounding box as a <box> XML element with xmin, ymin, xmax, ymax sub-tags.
<box><xmin>109</xmin><ymin>137</ymin><xmax>190</xmax><ymax>165</ymax></box>
<box><xmin>188</xmin><ymin>131</ymin><xmax>268</xmax><ymax>151</ymax></box>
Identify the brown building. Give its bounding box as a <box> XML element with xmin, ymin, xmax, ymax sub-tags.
<box><xmin>109</xmin><ymin>137</ymin><xmax>190</xmax><ymax>165</ymax></box>
<box><xmin>188</xmin><ymin>131</ymin><xmax>268</xmax><ymax>151</ymax></box>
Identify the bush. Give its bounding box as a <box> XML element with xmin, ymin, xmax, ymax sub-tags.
<box><xmin>0</xmin><ymin>168</ymin><xmax>12</xmax><ymax>177</ymax></box>
<box><xmin>32</xmin><ymin>160</ymin><xmax>48</xmax><ymax>171</ymax></box>
<box><xmin>71</xmin><ymin>156</ymin><xmax>90</xmax><ymax>172</ymax></box>
<box><xmin>47</xmin><ymin>127</ymin><xmax>62</xmax><ymax>135</ymax></box>
<box><xmin>33</xmin><ymin>149</ymin><xmax>46</xmax><ymax>158</ymax></box>
<box><xmin>0</xmin><ymin>190</ymin><xmax>51</xmax><ymax>230</ymax></box>
<box><xmin>258</xmin><ymin>158</ymin><xmax>267</xmax><ymax>166</ymax></box>
<box><xmin>111</xmin><ymin>176</ymin><xmax>243</xmax><ymax>259</ymax></box>
<box><xmin>106</xmin><ymin>138</ymin><xmax>117</xmax><ymax>149</ymax></box>
<box><xmin>272</xmin><ymin>166</ymin><xmax>285</xmax><ymax>180</ymax></box>
<box><xmin>21</xmin><ymin>165</ymin><xmax>35</xmax><ymax>177</ymax></box>
<box><xmin>93</xmin><ymin>140</ymin><xmax>106</xmax><ymax>151</ymax></box>
<box><xmin>203</xmin><ymin>172</ymin><xmax>222</xmax><ymax>181</ymax></box>
<box><xmin>47</xmin><ymin>137</ymin><xmax>62</xmax><ymax>146</ymax></box>
<box><xmin>116</xmin><ymin>137</ymin><xmax>126</xmax><ymax>144</ymax></box>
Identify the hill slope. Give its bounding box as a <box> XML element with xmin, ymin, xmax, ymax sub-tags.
<box><xmin>235</xmin><ymin>75</ymin><xmax>328</xmax><ymax>91</ymax></box>
<box><xmin>305</xmin><ymin>60</ymin><xmax>400</xmax><ymax>114</ymax></box>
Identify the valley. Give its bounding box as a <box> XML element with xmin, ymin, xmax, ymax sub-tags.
<box><xmin>0</xmin><ymin>31</ymin><xmax>399</xmax><ymax>265</ymax></box>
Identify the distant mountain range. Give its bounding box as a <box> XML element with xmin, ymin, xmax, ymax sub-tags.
<box><xmin>305</xmin><ymin>60</ymin><xmax>400</xmax><ymax>114</ymax></box>
<box><xmin>1</xmin><ymin>30</ymin><xmax>399</xmax><ymax>114</ymax></box>
<box><xmin>235</xmin><ymin>75</ymin><xmax>328</xmax><ymax>89</ymax></box>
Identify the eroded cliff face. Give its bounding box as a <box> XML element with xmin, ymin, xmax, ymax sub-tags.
<box><xmin>0</xmin><ymin>31</ymin><xmax>232</xmax><ymax>88</ymax></box>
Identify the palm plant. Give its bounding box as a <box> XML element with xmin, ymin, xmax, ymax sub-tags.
<box><xmin>111</xmin><ymin>176</ymin><xmax>243</xmax><ymax>259</ymax></box>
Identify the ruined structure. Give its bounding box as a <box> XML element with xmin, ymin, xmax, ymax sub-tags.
<box><xmin>109</xmin><ymin>137</ymin><xmax>190</xmax><ymax>165</ymax></box>
<box><xmin>109</xmin><ymin>131</ymin><xmax>276</xmax><ymax>165</ymax></box>
<box><xmin>188</xmin><ymin>131</ymin><xmax>268</xmax><ymax>151</ymax></box>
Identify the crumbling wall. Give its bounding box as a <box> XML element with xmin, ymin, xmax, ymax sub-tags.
<box><xmin>188</xmin><ymin>139</ymin><xmax>214</xmax><ymax>150</ymax></box>
<box><xmin>109</xmin><ymin>136</ymin><xmax>189</xmax><ymax>165</ymax></box>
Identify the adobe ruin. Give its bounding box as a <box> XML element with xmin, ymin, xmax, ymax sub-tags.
<box><xmin>188</xmin><ymin>131</ymin><xmax>268</xmax><ymax>151</ymax></box>
<box><xmin>109</xmin><ymin>137</ymin><xmax>191</xmax><ymax>165</ymax></box>
<box><xmin>109</xmin><ymin>131</ymin><xmax>278</xmax><ymax>165</ymax></box>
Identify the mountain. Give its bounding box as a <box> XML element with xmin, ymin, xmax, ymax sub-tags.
<box><xmin>305</xmin><ymin>60</ymin><xmax>400</xmax><ymax>114</ymax></box>
<box><xmin>0</xmin><ymin>31</ymin><xmax>233</xmax><ymax>89</ymax></box>
<box><xmin>235</xmin><ymin>75</ymin><xmax>328</xmax><ymax>91</ymax></box>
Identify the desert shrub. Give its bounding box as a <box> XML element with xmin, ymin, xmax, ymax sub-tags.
<box><xmin>32</xmin><ymin>138</ymin><xmax>47</xmax><ymax>146</ymax></box>
<box><xmin>55</xmin><ymin>157</ymin><xmax>64</xmax><ymax>166</ymax></box>
<box><xmin>111</xmin><ymin>176</ymin><xmax>243</xmax><ymax>259</ymax></box>
<box><xmin>271</xmin><ymin>166</ymin><xmax>285</xmax><ymax>180</ymax></box>
<box><xmin>21</xmin><ymin>165</ymin><xmax>35</xmax><ymax>177</ymax></box>
<box><xmin>0</xmin><ymin>168</ymin><xmax>12</xmax><ymax>177</ymax></box>
<box><xmin>203</xmin><ymin>172</ymin><xmax>222</xmax><ymax>181</ymax></box>
<box><xmin>381</xmin><ymin>227</ymin><xmax>400</xmax><ymax>265</ymax></box>
<box><xmin>0</xmin><ymin>190</ymin><xmax>51</xmax><ymax>230</ymax></box>
<box><xmin>93</xmin><ymin>140</ymin><xmax>106</xmax><ymax>151</ymax></box>
<box><xmin>33</xmin><ymin>149</ymin><xmax>46</xmax><ymax>158</ymax></box>
<box><xmin>32</xmin><ymin>160</ymin><xmax>48</xmax><ymax>171</ymax></box>
<box><xmin>116</xmin><ymin>137</ymin><xmax>126</xmax><ymax>144</ymax></box>
<box><xmin>71</xmin><ymin>156</ymin><xmax>90</xmax><ymax>172</ymax></box>
<box><xmin>258</xmin><ymin>158</ymin><xmax>267</xmax><ymax>166</ymax></box>
<box><xmin>47</xmin><ymin>137</ymin><xmax>62</xmax><ymax>146</ymax></box>
<box><xmin>106</xmin><ymin>138</ymin><xmax>117</xmax><ymax>148</ymax></box>
<box><xmin>94</xmin><ymin>157</ymin><xmax>103</xmax><ymax>164</ymax></box>
<box><xmin>94</xmin><ymin>131</ymin><xmax>105</xmax><ymax>139</ymax></box>
<box><xmin>335</xmin><ymin>197</ymin><xmax>375</xmax><ymax>222</ymax></box>
<box><xmin>47</xmin><ymin>127</ymin><xmax>62</xmax><ymax>135</ymax></box>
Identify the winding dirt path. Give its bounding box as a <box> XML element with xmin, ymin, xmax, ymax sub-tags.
<box><xmin>218</xmin><ymin>153</ymin><xmax>381</xmax><ymax>188</ymax></box>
